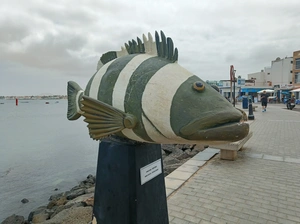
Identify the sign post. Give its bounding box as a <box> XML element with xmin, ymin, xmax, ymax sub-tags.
<box><xmin>230</xmin><ymin>65</ymin><xmax>235</xmax><ymax>106</ymax></box>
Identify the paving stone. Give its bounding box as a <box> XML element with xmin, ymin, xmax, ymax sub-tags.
<box><xmin>165</xmin><ymin>177</ymin><xmax>185</xmax><ymax>190</ymax></box>
<box><xmin>263</xmin><ymin>154</ymin><xmax>284</xmax><ymax>161</ymax></box>
<box><xmin>166</xmin><ymin>188</ymin><xmax>174</xmax><ymax>197</ymax></box>
<box><xmin>284</xmin><ymin>157</ymin><xmax>300</xmax><ymax>163</ymax></box>
<box><xmin>244</xmin><ymin>152</ymin><xmax>263</xmax><ymax>158</ymax></box>
<box><xmin>183</xmin><ymin>214</ymin><xmax>201</xmax><ymax>223</ymax></box>
<box><xmin>177</xmin><ymin>164</ymin><xmax>200</xmax><ymax>173</ymax></box>
<box><xmin>203</xmin><ymin>148</ymin><xmax>220</xmax><ymax>154</ymax></box>
<box><xmin>171</xmin><ymin>217</ymin><xmax>190</xmax><ymax>224</ymax></box>
<box><xmin>193</xmin><ymin>152</ymin><xmax>217</xmax><ymax>161</ymax></box>
<box><xmin>184</xmin><ymin>159</ymin><xmax>207</xmax><ymax>167</ymax></box>
<box><xmin>167</xmin><ymin>170</ymin><xmax>194</xmax><ymax>181</ymax></box>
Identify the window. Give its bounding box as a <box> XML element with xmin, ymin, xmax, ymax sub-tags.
<box><xmin>295</xmin><ymin>73</ymin><xmax>299</xmax><ymax>83</ymax></box>
<box><xmin>296</xmin><ymin>73</ymin><xmax>300</xmax><ymax>83</ymax></box>
<box><xmin>296</xmin><ymin>58</ymin><xmax>300</xmax><ymax>70</ymax></box>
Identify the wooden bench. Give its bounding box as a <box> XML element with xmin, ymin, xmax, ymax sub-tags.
<box><xmin>209</xmin><ymin>131</ymin><xmax>253</xmax><ymax>160</ymax></box>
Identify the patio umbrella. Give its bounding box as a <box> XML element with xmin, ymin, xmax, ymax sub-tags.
<box><xmin>290</xmin><ymin>88</ymin><xmax>300</xmax><ymax>92</ymax></box>
<box><xmin>257</xmin><ymin>89</ymin><xmax>274</xmax><ymax>94</ymax></box>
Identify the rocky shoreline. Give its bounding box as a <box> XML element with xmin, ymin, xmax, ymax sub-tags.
<box><xmin>2</xmin><ymin>144</ymin><xmax>205</xmax><ymax>224</ymax></box>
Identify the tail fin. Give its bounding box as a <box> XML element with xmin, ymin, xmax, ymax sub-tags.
<box><xmin>67</xmin><ymin>81</ymin><xmax>84</xmax><ymax>120</ymax></box>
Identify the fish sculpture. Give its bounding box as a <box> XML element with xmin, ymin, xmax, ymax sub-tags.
<box><xmin>67</xmin><ymin>31</ymin><xmax>249</xmax><ymax>144</ymax></box>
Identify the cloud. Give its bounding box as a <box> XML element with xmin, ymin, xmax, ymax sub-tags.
<box><xmin>1</xmin><ymin>0</ymin><xmax>300</xmax><ymax>95</ymax></box>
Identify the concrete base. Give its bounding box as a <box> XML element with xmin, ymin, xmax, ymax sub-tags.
<box><xmin>220</xmin><ymin>149</ymin><xmax>238</xmax><ymax>160</ymax></box>
<box><xmin>211</xmin><ymin>132</ymin><xmax>253</xmax><ymax>161</ymax></box>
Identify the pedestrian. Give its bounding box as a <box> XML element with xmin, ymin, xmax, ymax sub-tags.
<box><xmin>260</xmin><ymin>90</ymin><xmax>268</xmax><ymax>112</ymax></box>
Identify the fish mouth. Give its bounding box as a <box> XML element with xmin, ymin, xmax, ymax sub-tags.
<box><xmin>180</xmin><ymin>112</ymin><xmax>249</xmax><ymax>142</ymax></box>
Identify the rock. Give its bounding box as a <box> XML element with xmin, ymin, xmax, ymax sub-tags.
<box><xmin>179</xmin><ymin>144</ymin><xmax>195</xmax><ymax>151</ymax></box>
<box><xmin>83</xmin><ymin>197</ymin><xmax>94</xmax><ymax>207</ymax></box>
<box><xmin>170</xmin><ymin>146</ymin><xmax>184</xmax><ymax>155</ymax></box>
<box><xmin>193</xmin><ymin>144</ymin><xmax>205</xmax><ymax>152</ymax></box>
<box><xmin>161</xmin><ymin>149</ymin><xmax>166</xmax><ymax>160</ymax></box>
<box><xmin>161</xmin><ymin>144</ymin><xmax>176</xmax><ymax>154</ymax></box>
<box><xmin>28</xmin><ymin>206</ymin><xmax>49</xmax><ymax>223</ymax></box>
<box><xmin>49</xmin><ymin>192</ymin><xmax>68</xmax><ymax>201</ymax></box>
<box><xmin>21</xmin><ymin>198</ymin><xmax>29</xmax><ymax>204</ymax></box>
<box><xmin>1</xmin><ymin>214</ymin><xmax>25</xmax><ymax>224</ymax></box>
<box><xmin>84</xmin><ymin>186</ymin><xmax>95</xmax><ymax>194</ymax></box>
<box><xmin>40</xmin><ymin>207</ymin><xmax>93</xmax><ymax>224</ymax></box>
<box><xmin>174</xmin><ymin>151</ymin><xmax>192</xmax><ymax>160</ymax></box>
<box><xmin>163</xmin><ymin>156</ymin><xmax>181</xmax><ymax>166</ymax></box>
<box><xmin>49</xmin><ymin>205</ymin><xmax>65</xmax><ymax>219</ymax></box>
<box><xmin>65</xmin><ymin>193</ymin><xmax>94</xmax><ymax>207</ymax></box>
<box><xmin>47</xmin><ymin>196</ymin><xmax>67</xmax><ymax>209</ymax></box>
<box><xmin>50</xmin><ymin>203</ymin><xmax>84</xmax><ymax>219</ymax></box>
<box><xmin>66</xmin><ymin>188</ymin><xmax>86</xmax><ymax>200</ymax></box>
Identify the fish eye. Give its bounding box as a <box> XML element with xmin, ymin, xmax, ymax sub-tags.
<box><xmin>193</xmin><ymin>81</ymin><xmax>205</xmax><ymax>92</ymax></box>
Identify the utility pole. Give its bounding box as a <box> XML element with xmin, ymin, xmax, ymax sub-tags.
<box><xmin>233</xmin><ymin>70</ymin><xmax>236</xmax><ymax>107</ymax></box>
<box><xmin>230</xmin><ymin>65</ymin><xmax>235</xmax><ymax>106</ymax></box>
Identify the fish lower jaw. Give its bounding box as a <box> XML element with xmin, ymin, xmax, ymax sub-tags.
<box><xmin>183</xmin><ymin>122</ymin><xmax>250</xmax><ymax>142</ymax></box>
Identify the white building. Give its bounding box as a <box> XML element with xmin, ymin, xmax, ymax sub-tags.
<box><xmin>270</xmin><ymin>57</ymin><xmax>293</xmax><ymax>88</ymax></box>
<box><xmin>247</xmin><ymin>67</ymin><xmax>272</xmax><ymax>87</ymax></box>
<box><xmin>247</xmin><ymin>70</ymin><xmax>266</xmax><ymax>86</ymax></box>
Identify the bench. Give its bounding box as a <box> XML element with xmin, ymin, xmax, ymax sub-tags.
<box><xmin>252</xmin><ymin>106</ymin><xmax>258</xmax><ymax>111</ymax></box>
<box><xmin>209</xmin><ymin>131</ymin><xmax>253</xmax><ymax>161</ymax></box>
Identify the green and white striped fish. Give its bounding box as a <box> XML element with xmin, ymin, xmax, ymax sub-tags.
<box><xmin>67</xmin><ymin>31</ymin><xmax>249</xmax><ymax>144</ymax></box>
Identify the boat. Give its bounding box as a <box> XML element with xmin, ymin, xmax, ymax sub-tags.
<box><xmin>45</xmin><ymin>102</ymin><xmax>49</xmax><ymax>104</ymax></box>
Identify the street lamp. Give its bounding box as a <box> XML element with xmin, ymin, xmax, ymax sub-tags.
<box><xmin>233</xmin><ymin>70</ymin><xmax>236</xmax><ymax>107</ymax></box>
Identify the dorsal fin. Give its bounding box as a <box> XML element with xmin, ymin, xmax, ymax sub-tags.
<box><xmin>97</xmin><ymin>30</ymin><xmax>178</xmax><ymax>71</ymax></box>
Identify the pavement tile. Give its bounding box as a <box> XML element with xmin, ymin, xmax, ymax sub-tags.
<box><xmin>167</xmin><ymin>170</ymin><xmax>194</xmax><ymax>181</ymax></box>
<box><xmin>177</xmin><ymin>164</ymin><xmax>200</xmax><ymax>173</ymax></box>
<box><xmin>263</xmin><ymin>154</ymin><xmax>284</xmax><ymax>161</ymax></box>
<box><xmin>166</xmin><ymin>188</ymin><xmax>175</xmax><ymax>197</ymax></box>
<box><xmin>193</xmin><ymin>152</ymin><xmax>217</xmax><ymax>161</ymax></box>
<box><xmin>182</xmin><ymin>214</ymin><xmax>201</xmax><ymax>223</ymax></box>
<box><xmin>165</xmin><ymin>177</ymin><xmax>185</xmax><ymax>190</ymax></box>
<box><xmin>203</xmin><ymin>148</ymin><xmax>220</xmax><ymax>154</ymax></box>
<box><xmin>284</xmin><ymin>157</ymin><xmax>300</xmax><ymax>163</ymax></box>
<box><xmin>184</xmin><ymin>159</ymin><xmax>206</xmax><ymax>167</ymax></box>
<box><xmin>244</xmin><ymin>152</ymin><xmax>263</xmax><ymax>158</ymax></box>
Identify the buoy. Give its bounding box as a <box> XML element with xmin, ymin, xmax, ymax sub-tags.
<box><xmin>16</xmin><ymin>98</ymin><xmax>18</xmax><ymax>106</ymax></box>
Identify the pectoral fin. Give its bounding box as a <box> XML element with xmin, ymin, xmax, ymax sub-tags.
<box><xmin>81</xmin><ymin>96</ymin><xmax>137</xmax><ymax>140</ymax></box>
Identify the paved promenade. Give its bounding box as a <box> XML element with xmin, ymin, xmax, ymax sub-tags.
<box><xmin>167</xmin><ymin>103</ymin><xmax>300</xmax><ymax>224</ymax></box>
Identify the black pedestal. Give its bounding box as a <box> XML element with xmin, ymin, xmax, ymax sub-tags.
<box><xmin>93</xmin><ymin>136</ymin><xmax>168</xmax><ymax>224</ymax></box>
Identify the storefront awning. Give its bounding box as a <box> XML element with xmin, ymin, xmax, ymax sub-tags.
<box><xmin>241</xmin><ymin>88</ymin><xmax>265</xmax><ymax>93</ymax></box>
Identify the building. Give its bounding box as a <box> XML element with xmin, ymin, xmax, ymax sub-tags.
<box><xmin>247</xmin><ymin>70</ymin><xmax>267</xmax><ymax>86</ymax></box>
<box><xmin>270</xmin><ymin>57</ymin><xmax>293</xmax><ymax>87</ymax></box>
<box><xmin>292</xmin><ymin>50</ymin><xmax>300</xmax><ymax>87</ymax></box>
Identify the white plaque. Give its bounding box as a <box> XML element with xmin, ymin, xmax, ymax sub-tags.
<box><xmin>140</xmin><ymin>159</ymin><xmax>162</xmax><ymax>185</ymax></box>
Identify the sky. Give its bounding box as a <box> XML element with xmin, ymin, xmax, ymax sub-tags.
<box><xmin>1</xmin><ymin>0</ymin><xmax>300</xmax><ymax>96</ymax></box>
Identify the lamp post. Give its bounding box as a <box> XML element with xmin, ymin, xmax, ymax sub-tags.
<box><xmin>233</xmin><ymin>70</ymin><xmax>236</xmax><ymax>107</ymax></box>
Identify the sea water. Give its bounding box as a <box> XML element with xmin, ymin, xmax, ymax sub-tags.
<box><xmin>0</xmin><ymin>99</ymin><xmax>98</xmax><ymax>222</ymax></box>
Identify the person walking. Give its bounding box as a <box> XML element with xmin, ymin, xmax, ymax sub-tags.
<box><xmin>260</xmin><ymin>90</ymin><xmax>268</xmax><ymax>112</ymax></box>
